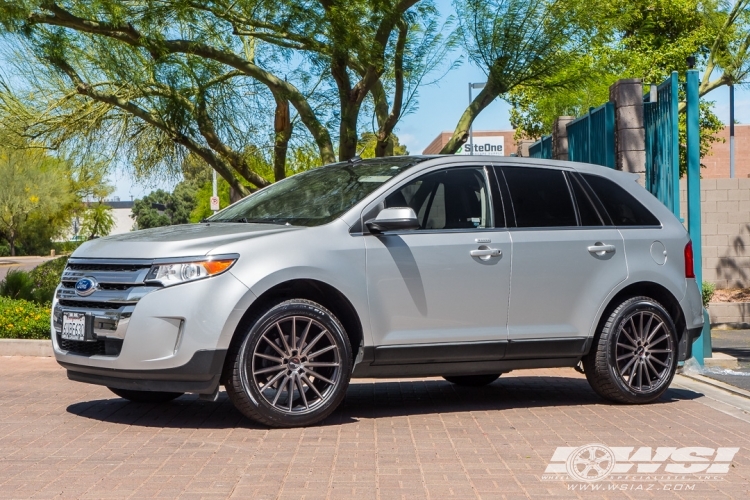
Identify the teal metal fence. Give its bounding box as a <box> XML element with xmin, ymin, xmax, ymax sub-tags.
<box><xmin>566</xmin><ymin>102</ymin><xmax>616</xmax><ymax>168</ymax></box>
<box><xmin>529</xmin><ymin>134</ymin><xmax>552</xmax><ymax>159</ymax></box>
<box><xmin>644</xmin><ymin>72</ymin><xmax>680</xmax><ymax>218</ymax></box>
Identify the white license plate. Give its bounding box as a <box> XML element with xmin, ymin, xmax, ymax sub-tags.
<box><xmin>62</xmin><ymin>313</ymin><xmax>87</xmax><ymax>341</ymax></box>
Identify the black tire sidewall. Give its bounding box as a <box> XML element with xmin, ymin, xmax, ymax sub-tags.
<box><xmin>232</xmin><ymin>299</ymin><xmax>352</xmax><ymax>427</ymax></box>
<box><xmin>605</xmin><ymin>299</ymin><xmax>677</xmax><ymax>402</ymax></box>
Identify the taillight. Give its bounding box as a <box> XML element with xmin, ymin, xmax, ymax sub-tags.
<box><xmin>684</xmin><ymin>240</ymin><xmax>695</xmax><ymax>278</ymax></box>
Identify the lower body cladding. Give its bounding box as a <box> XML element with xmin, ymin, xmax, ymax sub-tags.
<box><xmin>52</xmin><ymin>272</ymin><xmax>252</xmax><ymax>395</ymax></box>
<box><xmin>352</xmin><ymin>338</ymin><xmax>591</xmax><ymax>378</ymax></box>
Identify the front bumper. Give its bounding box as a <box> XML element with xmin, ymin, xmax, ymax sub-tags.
<box><xmin>53</xmin><ymin>269</ymin><xmax>251</xmax><ymax>392</ymax></box>
<box><xmin>61</xmin><ymin>349</ymin><xmax>227</xmax><ymax>394</ymax></box>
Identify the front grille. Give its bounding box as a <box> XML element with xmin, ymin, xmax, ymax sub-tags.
<box><xmin>57</xmin><ymin>333</ymin><xmax>123</xmax><ymax>357</ymax></box>
<box><xmin>58</xmin><ymin>299</ymin><xmax>123</xmax><ymax>310</ymax></box>
<box><xmin>65</xmin><ymin>263</ymin><xmax>148</xmax><ymax>272</ymax></box>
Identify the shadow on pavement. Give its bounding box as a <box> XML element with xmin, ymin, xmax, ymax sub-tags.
<box><xmin>66</xmin><ymin>375</ymin><xmax>703</xmax><ymax>429</ymax></box>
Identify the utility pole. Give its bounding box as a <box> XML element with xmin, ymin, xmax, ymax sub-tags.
<box><xmin>730</xmin><ymin>82</ymin><xmax>735</xmax><ymax>178</ymax></box>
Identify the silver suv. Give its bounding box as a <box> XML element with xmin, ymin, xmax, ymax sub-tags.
<box><xmin>53</xmin><ymin>156</ymin><xmax>704</xmax><ymax>427</ymax></box>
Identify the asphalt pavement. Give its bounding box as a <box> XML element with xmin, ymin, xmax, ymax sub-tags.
<box><xmin>0</xmin><ymin>256</ymin><xmax>54</xmax><ymax>281</ymax></box>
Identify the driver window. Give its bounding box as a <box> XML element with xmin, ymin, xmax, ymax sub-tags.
<box><xmin>385</xmin><ymin>167</ymin><xmax>493</xmax><ymax>230</ymax></box>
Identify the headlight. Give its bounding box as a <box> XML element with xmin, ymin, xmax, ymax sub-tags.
<box><xmin>145</xmin><ymin>256</ymin><xmax>237</xmax><ymax>287</ymax></box>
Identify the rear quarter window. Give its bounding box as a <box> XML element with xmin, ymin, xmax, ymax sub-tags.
<box><xmin>582</xmin><ymin>173</ymin><xmax>660</xmax><ymax>226</ymax></box>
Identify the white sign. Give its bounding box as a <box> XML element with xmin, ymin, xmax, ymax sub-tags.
<box><xmin>210</xmin><ymin>196</ymin><xmax>220</xmax><ymax>211</ymax></box>
<box><xmin>542</xmin><ymin>443</ymin><xmax>740</xmax><ymax>484</ymax></box>
<box><xmin>456</xmin><ymin>136</ymin><xmax>505</xmax><ymax>155</ymax></box>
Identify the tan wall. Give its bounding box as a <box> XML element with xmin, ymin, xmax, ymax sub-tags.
<box><xmin>691</xmin><ymin>124</ymin><xmax>750</xmax><ymax>179</ymax></box>
<box><xmin>679</xmin><ymin>178</ymin><xmax>750</xmax><ymax>289</ymax></box>
<box><xmin>422</xmin><ymin>131</ymin><xmax>521</xmax><ymax>155</ymax></box>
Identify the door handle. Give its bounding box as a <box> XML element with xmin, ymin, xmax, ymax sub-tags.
<box><xmin>470</xmin><ymin>247</ymin><xmax>502</xmax><ymax>259</ymax></box>
<box><xmin>587</xmin><ymin>244</ymin><xmax>616</xmax><ymax>254</ymax></box>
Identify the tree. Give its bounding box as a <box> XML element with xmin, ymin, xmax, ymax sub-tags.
<box><xmin>131</xmin><ymin>184</ymin><xmax>198</xmax><ymax>230</ymax></box>
<box><xmin>438</xmin><ymin>0</ymin><xmax>594</xmax><ymax>153</ymax></box>
<box><xmin>0</xmin><ymin>0</ymin><xmax>452</xmax><ymax>197</ymax></box>
<box><xmin>357</xmin><ymin>132</ymin><xmax>409</xmax><ymax>158</ymax></box>
<box><xmin>0</xmin><ymin>144</ymin><xmax>70</xmax><ymax>255</ymax></box>
<box><xmin>79</xmin><ymin>202</ymin><xmax>115</xmax><ymax>239</ymax></box>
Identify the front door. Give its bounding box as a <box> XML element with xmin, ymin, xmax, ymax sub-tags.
<box><xmin>365</xmin><ymin>166</ymin><xmax>512</xmax><ymax>363</ymax></box>
<box><xmin>497</xmin><ymin>165</ymin><xmax>628</xmax><ymax>356</ymax></box>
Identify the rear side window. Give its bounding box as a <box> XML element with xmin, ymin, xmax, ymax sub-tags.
<box><xmin>569</xmin><ymin>175</ymin><xmax>604</xmax><ymax>226</ymax></box>
<box><xmin>582</xmin><ymin>174</ymin><xmax>660</xmax><ymax>226</ymax></box>
<box><xmin>501</xmin><ymin>167</ymin><xmax>577</xmax><ymax>227</ymax></box>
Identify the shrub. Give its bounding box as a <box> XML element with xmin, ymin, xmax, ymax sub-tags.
<box><xmin>0</xmin><ymin>269</ymin><xmax>33</xmax><ymax>300</ymax></box>
<box><xmin>0</xmin><ymin>257</ymin><xmax>68</xmax><ymax>305</ymax></box>
<box><xmin>702</xmin><ymin>281</ymin><xmax>716</xmax><ymax>308</ymax></box>
<box><xmin>0</xmin><ymin>297</ymin><xmax>51</xmax><ymax>339</ymax></box>
<box><xmin>28</xmin><ymin>257</ymin><xmax>68</xmax><ymax>304</ymax></box>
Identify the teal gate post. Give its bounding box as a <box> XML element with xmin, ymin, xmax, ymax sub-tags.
<box><xmin>529</xmin><ymin>135</ymin><xmax>552</xmax><ymax>159</ymax></box>
<box><xmin>686</xmin><ymin>69</ymin><xmax>708</xmax><ymax>365</ymax></box>
<box><xmin>567</xmin><ymin>103</ymin><xmax>615</xmax><ymax>167</ymax></box>
<box><xmin>644</xmin><ymin>72</ymin><xmax>680</xmax><ymax>218</ymax></box>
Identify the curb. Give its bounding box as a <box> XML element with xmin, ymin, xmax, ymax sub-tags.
<box><xmin>0</xmin><ymin>339</ymin><xmax>53</xmax><ymax>357</ymax></box>
<box><xmin>704</xmin><ymin>352</ymin><xmax>740</xmax><ymax>369</ymax></box>
<box><xmin>678</xmin><ymin>371</ymin><xmax>750</xmax><ymax>400</ymax></box>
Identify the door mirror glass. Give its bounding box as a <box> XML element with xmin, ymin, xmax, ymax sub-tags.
<box><xmin>365</xmin><ymin>207</ymin><xmax>420</xmax><ymax>234</ymax></box>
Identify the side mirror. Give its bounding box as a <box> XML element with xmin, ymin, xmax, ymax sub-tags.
<box><xmin>365</xmin><ymin>207</ymin><xmax>420</xmax><ymax>234</ymax></box>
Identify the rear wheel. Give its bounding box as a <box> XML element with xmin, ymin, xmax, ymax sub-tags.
<box><xmin>583</xmin><ymin>296</ymin><xmax>677</xmax><ymax>404</ymax></box>
<box><xmin>443</xmin><ymin>374</ymin><xmax>501</xmax><ymax>387</ymax></box>
<box><xmin>225</xmin><ymin>299</ymin><xmax>352</xmax><ymax>428</ymax></box>
<box><xmin>108</xmin><ymin>388</ymin><xmax>183</xmax><ymax>403</ymax></box>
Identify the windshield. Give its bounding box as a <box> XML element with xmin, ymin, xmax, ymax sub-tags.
<box><xmin>208</xmin><ymin>157</ymin><xmax>427</xmax><ymax>226</ymax></box>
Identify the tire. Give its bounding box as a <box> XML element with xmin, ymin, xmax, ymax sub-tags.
<box><xmin>443</xmin><ymin>374</ymin><xmax>501</xmax><ymax>387</ymax></box>
<box><xmin>583</xmin><ymin>296</ymin><xmax>678</xmax><ymax>404</ymax></box>
<box><xmin>108</xmin><ymin>387</ymin><xmax>183</xmax><ymax>403</ymax></box>
<box><xmin>225</xmin><ymin>299</ymin><xmax>353</xmax><ymax>428</ymax></box>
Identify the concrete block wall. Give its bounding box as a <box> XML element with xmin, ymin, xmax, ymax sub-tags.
<box><xmin>679</xmin><ymin>178</ymin><xmax>750</xmax><ymax>289</ymax></box>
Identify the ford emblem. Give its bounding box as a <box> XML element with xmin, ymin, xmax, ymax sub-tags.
<box><xmin>75</xmin><ymin>277</ymin><xmax>98</xmax><ymax>297</ymax></box>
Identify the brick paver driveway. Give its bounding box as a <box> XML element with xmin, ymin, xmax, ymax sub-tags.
<box><xmin>1</xmin><ymin>357</ymin><xmax>749</xmax><ymax>499</ymax></box>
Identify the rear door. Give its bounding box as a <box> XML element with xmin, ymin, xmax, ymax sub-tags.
<box><xmin>496</xmin><ymin>165</ymin><xmax>628</xmax><ymax>358</ymax></box>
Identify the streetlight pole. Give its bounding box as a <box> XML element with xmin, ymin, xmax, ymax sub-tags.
<box><xmin>468</xmin><ymin>82</ymin><xmax>486</xmax><ymax>155</ymax></box>
<box><xmin>730</xmin><ymin>82</ymin><xmax>735</xmax><ymax>178</ymax></box>
<box><xmin>212</xmin><ymin>168</ymin><xmax>218</xmax><ymax>214</ymax></box>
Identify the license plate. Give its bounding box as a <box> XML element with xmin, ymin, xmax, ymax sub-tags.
<box><xmin>62</xmin><ymin>313</ymin><xmax>87</xmax><ymax>341</ymax></box>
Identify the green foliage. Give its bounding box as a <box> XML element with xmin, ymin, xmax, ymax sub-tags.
<box><xmin>79</xmin><ymin>202</ymin><xmax>115</xmax><ymax>240</ymax></box>
<box><xmin>507</xmin><ymin>0</ymin><xmax>730</xmax><ymax>138</ymax></box>
<box><xmin>358</xmin><ymin>132</ymin><xmax>409</xmax><ymax>158</ymax></box>
<box><xmin>191</xmin><ymin>179</ymin><xmax>232</xmax><ymax>224</ymax></box>
<box><xmin>132</xmin><ymin>182</ymin><xmax>198</xmax><ymax>229</ymax></box>
<box><xmin>0</xmin><ymin>268</ymin><xmax>32</xmax><ymax>300</ymax></box>
<box><xmin>0</xmin><ymin>143</ymin><xmax>73</xmax><ymax>255</ymax></box>
<box><xmin>0</xmin><ymin>296</ymin><xmax>51</xmax><ymax>340</ymax></box>
<box><xmin>703</xmin><ymin>281</ymin><xmax>716</xmax><ymax>308</ymax></box>
<box><xmin>0</xmin><ymin>257</ymin><xmax>68</xmax><ymax>305</ymax></box>
<box><xmin>28</xmin><ymin>257</ymin><xmax>68</xmax><ymax>304</ymax></box>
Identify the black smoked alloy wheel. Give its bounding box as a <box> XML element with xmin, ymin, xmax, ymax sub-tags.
<box><xmin>225</xmin><ymin>299</ymin><xmax>352</xmax><ymax>427</ymax></box>
<box><xmin>584</xmin><ymin>296</ymin><xmax>678</xmax><ymax>404</ymax></box>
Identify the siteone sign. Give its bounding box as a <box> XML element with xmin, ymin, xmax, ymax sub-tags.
<box><xmin>456</xmin><ymin>136</ymin><xmax>504</xmax><ymax>155</ymax></box>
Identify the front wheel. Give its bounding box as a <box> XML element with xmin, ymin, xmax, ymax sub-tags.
<box><xmin>225</xmin><ymin>299</ymin><xmax>353</xmax><ymax>427</ymax></box>
<box><xmin>108</xmin><ymin>388</ymin><xmax>183</xmax><ymax>403</ymax></box>
<box><xmin>583</xmin><ymin>296</ymin><xmax>677</xmax><ymax>404</ymax></box>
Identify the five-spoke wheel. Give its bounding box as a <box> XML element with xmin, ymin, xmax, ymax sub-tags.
<box><xmin>225</xmin><ymin>299</ymin><xmax>352</xmax><ymax>427</ymax></box>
